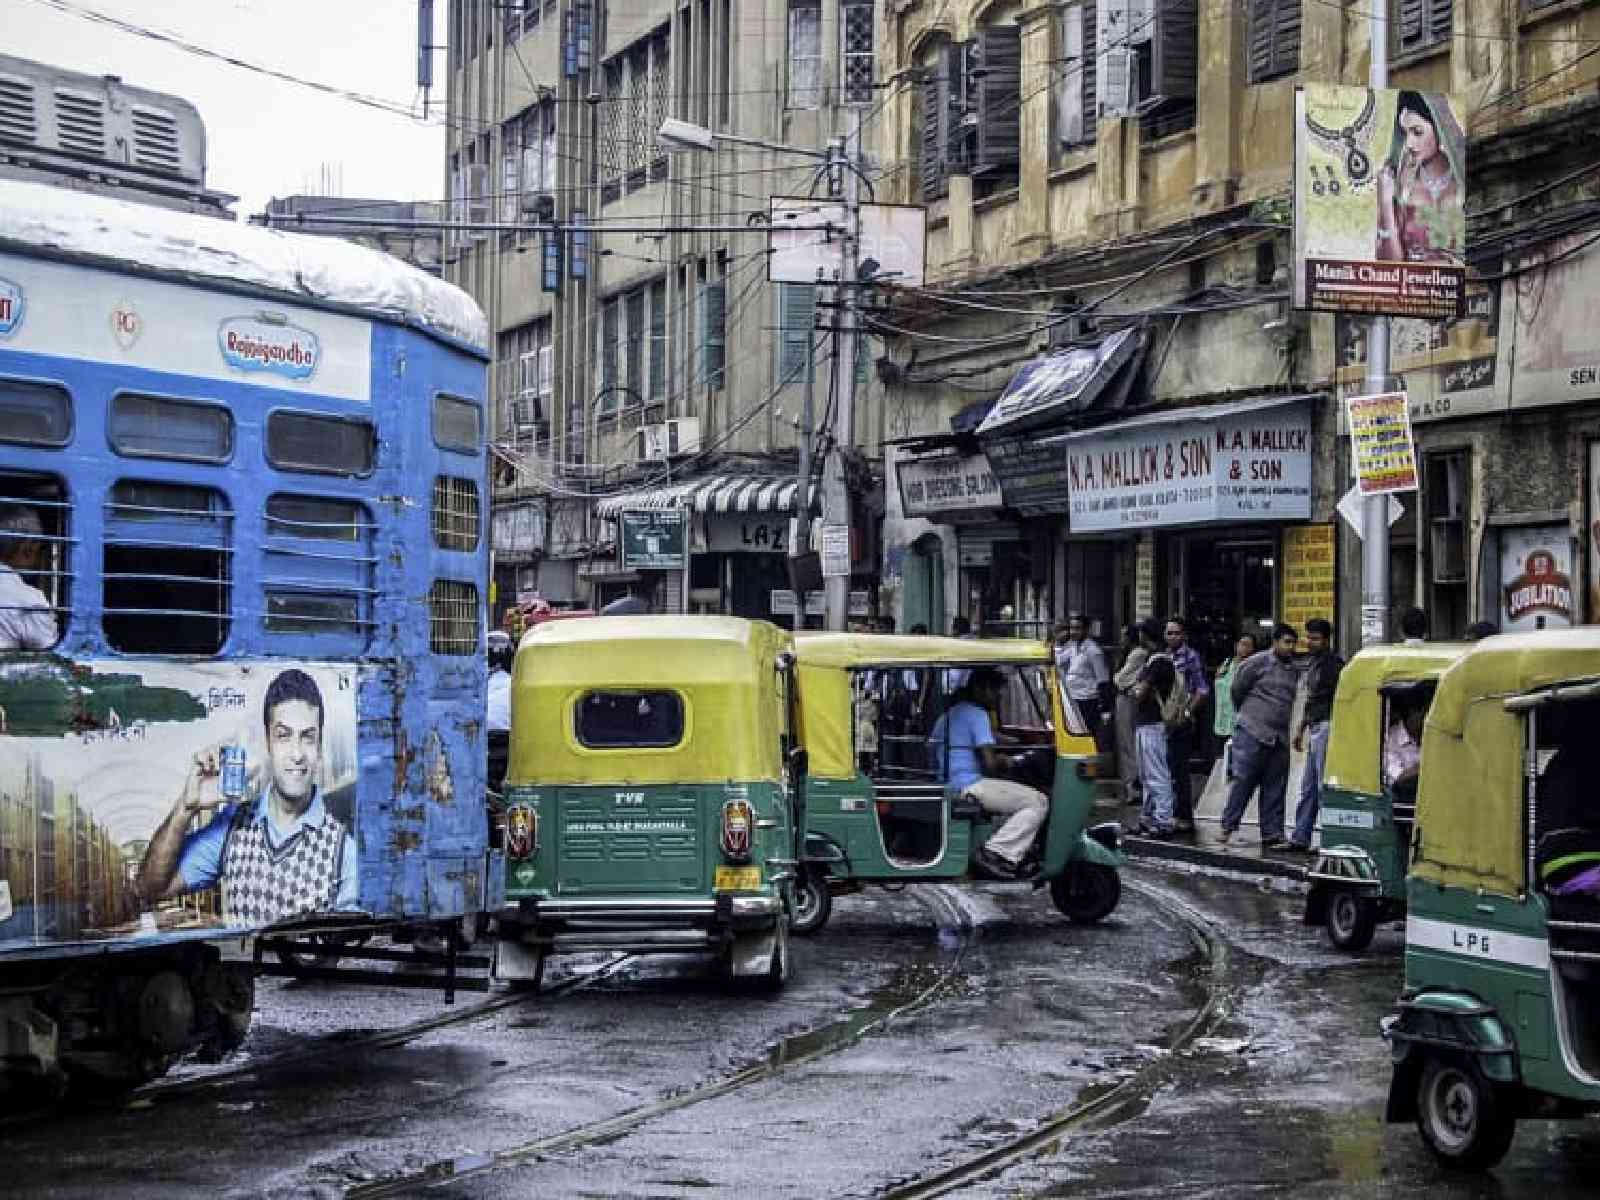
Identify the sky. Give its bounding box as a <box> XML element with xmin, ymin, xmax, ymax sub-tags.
<box><xmin>4</xmin><ymin>0</ymin><xmax>447</xmax><ymax>221</ymax></box>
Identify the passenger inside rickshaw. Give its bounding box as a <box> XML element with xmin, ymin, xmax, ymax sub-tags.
<box><xmin>1381</xmin><ymin>682</ymin><xmax>1436</xmax><ymax>854</ymax></box>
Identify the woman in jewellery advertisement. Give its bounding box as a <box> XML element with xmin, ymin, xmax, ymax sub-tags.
<box><xmin>1293</xmin><ymin>84</ymin><xmax>1466</xmax><ymax>319</ymax></box>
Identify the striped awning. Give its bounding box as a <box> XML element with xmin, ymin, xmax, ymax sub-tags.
<box><xmin>595</xmin><ymin>474</ymin><xmax>799</xmax><ymax>518</ymax></box>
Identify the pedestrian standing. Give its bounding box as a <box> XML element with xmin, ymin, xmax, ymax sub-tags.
<box><xmin>1163</xmin><ymin>616</ymin><xmax>1210</xmax><ymax>832</ymax></box>
<box><xmin>1219</xmin><ymin>623</ymin><xmax>1301</xmax><ymax>848</ymax></box>
<box><xmin>1399</xmin><ymin>606</ymin><xmax>1428</xmax><ymax>646</ymax></box>
<box><xmin>1211</xmin><ymin>630</ymin><xmax>1258</xmax><ymax>772</ymax></box>
<box><xmin>1053</xmin><ymin>614</ymin><xmax>1110</xmax><ymax>731</ymax></box>
<box><xmin>1134</xmin><ymin>655</ymin><xmax>1179</xmax><ymax>837</ymax></box>
<box><xmin>1113</xmin><ymin>620</ymin><xmax>1159</xmax><ymax>806</ymax></box>
<box><xmin>1288</xmin><ymin>618</ymin><xmax>1343</xmax><ymax>852</ymax></box>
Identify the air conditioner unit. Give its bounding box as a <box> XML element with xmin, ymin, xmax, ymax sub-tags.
<box><xmin>637</xmin><ymin>423</ymin><xmax>669</xmax><ymax>463</ymax></box>
<box><xmin>665</xmin><ymin>417</ymin><xmax>701</xmax><ymax>457</ymax></box>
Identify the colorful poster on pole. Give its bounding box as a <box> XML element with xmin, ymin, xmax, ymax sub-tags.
<box><xmin>1280</xmin><ymin>524</ymin><xmax>1337</xmax><ymax>648</ymax></box>
<box><xmin>1293</xmin><ymin>85</ymin><xmax>1466</xmax><ymax>319</ymax></box>
<box><xmin>1346</xmin><ymin>391</ymin><xmax>1419</xmax><ymax>494</ymax></box>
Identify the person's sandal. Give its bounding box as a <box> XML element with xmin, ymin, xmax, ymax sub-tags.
<box><xmin>1217</xmin><ymin>828</ymin><xmax>1232</xmax><ymax>846</ymax></box>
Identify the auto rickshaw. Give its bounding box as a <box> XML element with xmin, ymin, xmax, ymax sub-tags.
<box><xmin>787</xmin><ymin>634</ymin><xmax>1123</xmax><ymax>933</ymax></box>
<box><xmin>1383</xmin><ymin>630</ymin><xmax>1600</xmax><ymax>1167</ymax></box>
<box><xmin>1304</xmin><ymin>642</ymin><xmax>1468</xmax><ymax>950</ymax></box>
<box><xmin>492</xmin><ymin>616</ymin><xmax>802</xmax><ymax>991</ymax></box>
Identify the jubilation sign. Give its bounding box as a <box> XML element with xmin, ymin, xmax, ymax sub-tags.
<box><xmin>1063</xmin><ymin>397</ymin><xmax>1313</xmax><ymax>532</ymax></box>
<box><xmin>1293</xmin><ymin>84</ymin><xmax>1466</xmax><ymax>319</ymax></box>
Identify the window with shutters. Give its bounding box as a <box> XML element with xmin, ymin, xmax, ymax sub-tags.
<box><xmin>1247</xmin><ymin>0</ymin><xmax>1300</xmax><ymax>84</ymax></box>
<box><xmin>916</xmin><ymin>37</ymin><xmax>953</xmax><ymax>202</ymax></box>
<box><xmin>970</xmin><ymin>24</ymin><xmax>1022</xmax><ymax>195</ymax></box>
<box><xmin>1394</xmin><ymin>0</ymin><xmax>1451</xmax><ymax>57</ymax></box>
<box><xmin>789</xmin><ymin>2</ymin><xmax>823</xmax><ymax>109</ymax></box>
<box><xmin>841</xmin><ymin>3</ymin><xmax>875</xmax><ymax>106</ymax></box>
<box><xmin>700</xmin><ymin>277</ymin><xmax>726</xmax><ymax>392</ymax></box>
<box><xmin>778</xmin><ymin>283</ymin><xmax>816</xmax><ymax>383</ymax></box>
<box><xmin>1056</xmin><ymin>3</ymin><xmax>1097</xmax><ymax>153</ymax></box>
<box><xmin>1094</xmin><ymin>0</ymin><xmax>1195</xmax><ymax>133</ymax></box>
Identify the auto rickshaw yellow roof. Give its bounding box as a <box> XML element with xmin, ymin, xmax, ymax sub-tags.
<box><xmin>1322</xmin><ymin>641</ymin><xmax>1471</xmax><ymax>798</ymax></box>
<box><xmin>1335</xmin><ymin>642</ymin><xmax>1472</xmax><ymax>694</ymax></box>
<box><xmin>519</xmin><ymin>614</ymin><xmax>791</xmax><ymax>683</ymax></box>
<box><xmin>1415</xmin><ymin>628</ymin><xmax>1600</xmax><ymax>898</ymax></box>
<box><xmin>793</xmin><ymin>632</ymin><xmax>1049</xmax><ymax>669</ymax></box>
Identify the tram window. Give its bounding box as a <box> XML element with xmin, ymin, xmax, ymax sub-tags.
<box><xmin>266</xmin><ymin>411</ymin><xmax>375</xmax><ymax>476</ymax></box>
<box><xmin>263</xmin><ymin>495</ymin><xmax>373</xmax><ymax>647</ymax></box>
<box><xmin>0</xmin><ymin>379</ymin><xmax>72</xmax><ymax>447</ymax></box>
<box><xmin>432</xmin><ymin>476</ymin><xmax>481</xmax><ymax>551</ymax></box>
<box><xmin>576</xmin><ymin>691</ymin><xmax>685</xmax><ymax>749</ymax></box>
<box><xmin>432</xmin><ymin>393</ymin><xmax>482</xmax><ymax>453</ymax></box>
<box><xmin>109</xmin><ymin>393</ymin><xmax>233</xmax><ymax>463</ymax></box>
<box><xmin>428</xmin><ymin>579</ymin><xmax>479</xmax><ymax>655</ymax></box>
<box><xmin>103</xmin><ymin>481</ymin><xmax>231</xmax><ymax>654</ymax></box>
<box><xmin>265</xmin><ymin>494</ymin><xmax>366</xmax><ymax>541</ymax></box>
<box><xmin>0</xmin><ymin>472</ymin><xmax>69</xmax><ymax>650</ymax></box>
<box><xmin>265</xmin><ymin>592</ymin><xmax>361</xmax><ymax>635</ymax></box>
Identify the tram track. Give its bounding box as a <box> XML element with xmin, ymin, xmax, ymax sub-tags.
<box><xmin>877</xmin><ymin>877</ymin><xmax>1236</xmax><ymax>1200</ymax></box>
<box><xmin>345</xmin><ymin>883</ymin><xmax>986</xmax><ymax>1199</ymax></box>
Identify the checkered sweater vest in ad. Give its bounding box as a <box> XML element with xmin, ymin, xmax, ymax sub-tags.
<box><xmin>220</xmin><ymin>802</ymin><xmax>349</xmax><ymax>926</ymax></box>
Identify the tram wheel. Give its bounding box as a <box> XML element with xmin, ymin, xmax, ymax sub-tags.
<box><xmin>790</xmin><ymin>870</ymin><xmax>833</xmax><ymax>936</ymax></box>
<box><xmin>1416</xmin><ymin>1056</ymin><xmax>1516</xmax><ymax>1169</ymax></box>
<box><xmin>1325</xmin><ymin>892</ymin><xmax>1378</xmax><ymax>952</ymax></box>
<box><xmin>1050</xmin><ymin>864</ymin><xmax>1121</xmax><ymax>924</ymax></box>
<box><xmin>275</xmin><ymin>932</ymin><xmax>365</xmax><ymax>973</ymax></box>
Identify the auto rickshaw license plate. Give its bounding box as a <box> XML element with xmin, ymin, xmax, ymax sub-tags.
<box><xmin>714</xmin><ymin>866</ymin><xmax>762</xmax><ymax>891</ymax></box>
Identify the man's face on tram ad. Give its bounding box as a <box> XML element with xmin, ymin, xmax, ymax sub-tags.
<box><xmin>266</xmin><ymin>698</ymin><xmax>323</xmax><ymax>809</ymax></box>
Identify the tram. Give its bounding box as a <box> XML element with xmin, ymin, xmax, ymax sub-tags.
<box><xmin>0</xmin><ymin>181</ymin><xmax>498</xmax><ymax>1096</ymax></box>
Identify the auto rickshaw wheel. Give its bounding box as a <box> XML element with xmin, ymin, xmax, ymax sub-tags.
<box><xmin>790</xmin><ymin>870</ymin><xmax>833</xmax><ymax>936</ymax></box>
<box><xmin>758</xmin><ymin>922</ymin><xmax>791</xmax><ymax>994</ymax></box>
<box><xmin>1050</xmin><ymin>864</ymin><xmax>1121</xmax><ymax>924</ymax></box>
<box><xmin>1416</xmin><ymin>1056</ymin><xmax>1516</xmax><ymax>1169</ymax></box>
<box><xmin>1325</xmin><ymin>891</ymin><xmax>1378</xmax><ymax>952</ymax></box>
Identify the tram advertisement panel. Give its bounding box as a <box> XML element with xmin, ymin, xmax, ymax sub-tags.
<box><xmin>0</xmin><ymin>660</ymin><xmax>357</xmax><ymax>946</ymax></box>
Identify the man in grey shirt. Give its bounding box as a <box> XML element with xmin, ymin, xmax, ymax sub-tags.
<box><xmin>1219</xmin><ymin>623</ymin><xmax>1300</xmax><ymax>849</ymax></box>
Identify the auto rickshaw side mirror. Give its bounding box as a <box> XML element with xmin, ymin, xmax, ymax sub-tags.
<box><xmin>788</xmin><ymin>746</ymin><xmax>809</xmax><ymax>778</ymax></box>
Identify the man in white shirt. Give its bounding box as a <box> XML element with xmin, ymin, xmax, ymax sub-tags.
<box><xmin>486</xmin><ymin>631</ymin><xmax>514</xmax><ymax>733</ymax></box>
<box><xmin>0</xmin><ymin>503</ymin><xmax>58</xmax><ymax>651</ymax></box>
<box><xmin>1053</xmin><ymin>614</ymin><xmax>1110</xmax><ymax>730</ymax></box>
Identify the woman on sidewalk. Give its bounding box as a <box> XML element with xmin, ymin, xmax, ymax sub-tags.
<box><xmin>1211</xmin><ymin>631</ymin><xmax>1257</xmax><ymax>780</ymax></box>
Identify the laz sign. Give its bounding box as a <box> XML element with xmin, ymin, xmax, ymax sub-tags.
<box><xmin>705</xmin><ymin>514</ymin><xmax>789</xmax><ymax>554</ymax></box>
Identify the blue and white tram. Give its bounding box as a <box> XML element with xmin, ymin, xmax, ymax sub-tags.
<box><xmin>0</xmin><ymin>181</ymin><xmax>498</xmax><ymax>1095</ymax></box>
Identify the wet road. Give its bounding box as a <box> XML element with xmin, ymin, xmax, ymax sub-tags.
<box><xmin>8</xmin><ymin>866</ymin><xmax>1599</xmax><ymax>1197</ymax></box>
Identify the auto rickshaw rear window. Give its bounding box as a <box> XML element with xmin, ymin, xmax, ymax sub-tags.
<box><xmin>576</xmin><ymin>690</ymin><xmax>684</xmax><ymax>748</ymax></box>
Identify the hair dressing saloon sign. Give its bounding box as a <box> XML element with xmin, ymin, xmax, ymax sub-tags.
<box><xmin>1062</xmin><ymin>397</ymin><xmax>1313</xmax><ymax>532</ymax></box>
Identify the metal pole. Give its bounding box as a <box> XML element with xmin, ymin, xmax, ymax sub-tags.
<box><xmin>1361</xmin><ymin>3</ymin><xmax>1392</xmax><ymax>647</ymax></box>
<box><xmin>823</xmin><ymin>111</ymin><xmax>862</xmax><ymax>631</ymax></box>
<box><xmin>794</xmin><ymin>322</ymin><xmax>815</xmax><ymax>628</ymax></box>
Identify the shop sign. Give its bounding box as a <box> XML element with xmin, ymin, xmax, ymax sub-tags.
<box><xmin>1281</xmin><ymin>524</ymin><xmax>1337</xmax><ymax>645</ymax></box>
<box><xmin>977</xmin><ymin>328</ymin><xmax>1139</xmax><ymax>437</ymax></box>
<box><xmin>704</xmin><ymin>514</ymin><xmax>789</xmax><ymax>554</ymax></box>
<box><xmin>491</xmin><ymin>501</ymin><xmax>546</xmax><ymax>557</ymax></box>
<box><xmin>1063</xmin><ymin>398</ymin><xmax>1313</xmax><ymax>532</ymax></box>
<box><xmin>1500</xmin><ymin>524</ymin><xmax>1574</xmax><ymax>632</ymax></box>
<box><xmin>1347</xmin><ymin>391</ymin><xmax>1419</xmax><ymax>494</ymax></box>
<box><xmin>771</xmin><ymin>589</ymin><xmax>869</xmax><ymax>617</ymax></box>
<box><xmin>1293</xmin><ymin>85</ymin><xmax>1466</xmax><ymax>320</ymax></box>
<box><xmin>619</xmin><ymin>509</ymin><xmax>686</xmax><ymax>570</ymax></box>
<box><xmin>983</xmin><ymin>434</ymin><xmax>1074</xmax><ymax>515</ymax></box>
<box><xmin>819</xmin><ymin>524</ymin><xmax>851</xmax><ymax>577</ymax></box>
<box><xmin>896</xmin><ymin>451</ymin><xmax>1001</xmax><ymax>519</ymax></box>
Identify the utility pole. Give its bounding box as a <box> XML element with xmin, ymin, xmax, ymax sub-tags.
<box><xmin>1361</xmin><ymin>4</ymin><xmax>1392</xmax><ymax>647</ymax></box>
<box><xmin>822</xmin><ymin>110</ymin><xmax>862</xmax><ymax>631</ymax></box>
<box><xmin>793</xmin><ymin>307</ymin><xmax>816</xmax><ymax>625</ymax></box>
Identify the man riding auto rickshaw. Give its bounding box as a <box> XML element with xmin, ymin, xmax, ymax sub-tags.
<box><xmin>1304</xmin><ymin>643</ymin><xmax>1466</xmax><ymax>951</ymax></box>
<box><xmin>788</xmin><ymin>633</ymin><xmax>1123</xmax><ymax>934</ymax></box>
<box><xmin>1382</xmin><ymin>630</ymin><xmax>1600</xmax><ymax>1168</ymax></box>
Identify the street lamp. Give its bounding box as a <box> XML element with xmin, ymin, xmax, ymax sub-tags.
<box><xmin>655</xmin><ymin>116</ymin><xmax>861</xmax><ymax>632</ymax></box>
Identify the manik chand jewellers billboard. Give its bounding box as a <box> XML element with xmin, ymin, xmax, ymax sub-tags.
<box><xmin>1293</xmin><ymin>84</ymin><xmax>1466</xmax><ymax>320</ymax></box>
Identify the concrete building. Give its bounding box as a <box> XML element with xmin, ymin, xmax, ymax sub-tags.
<box><xmin>442</xmin><ymin>0</ymin><xmax>889</xmax><ymax>625</ymax></box>
<box><xmin>872</xmin><ymin>0</ymin><xmax>1600</xmax><ymax>654</ymax></box>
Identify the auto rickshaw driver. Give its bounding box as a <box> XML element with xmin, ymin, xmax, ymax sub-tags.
<box><xmin>927</xmin><ymin>667</ymin><xmax>1048</xmax><ymax>879</ymax></box>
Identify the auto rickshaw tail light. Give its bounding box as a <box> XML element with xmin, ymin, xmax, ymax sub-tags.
<box><xmin>720</xmin><ymin>797</ymin><xmax>755</xmax><ymax>862</ymax></box>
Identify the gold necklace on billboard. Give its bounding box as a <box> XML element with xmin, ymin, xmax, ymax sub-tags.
<box><xmin>1304</xmin><ymin>90</ymin><xmax>1376</xmax><ymax>190</ymax></box>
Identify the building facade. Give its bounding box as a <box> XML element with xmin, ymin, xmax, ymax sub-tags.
<box><xmin>442</xmin><ymin>0</ymin><xmax>889</xmax><ymax>626</ymax></box>
<box><xmin>259</xmin><ymin>195</ymin><xmax>445</xmax><ymax>277</ymax></box>
<box><xmin>871</xmin><ymin>0</ymin><xmax>1600</xmax><ymax>656</ymax></box>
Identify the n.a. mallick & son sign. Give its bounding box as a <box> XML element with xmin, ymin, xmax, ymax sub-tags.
<box><xmin>1061</xmin><ymin>396</ymin><xmax>1313</xmax><ymax>532</ymax></box>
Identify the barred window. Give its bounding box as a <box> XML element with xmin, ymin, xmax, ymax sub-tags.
<box><xmin>263</xmin><ymin>495</ymin><xmax>374</xmax><ymax>644</ymax></box>
<box><xmin>600</xmin><ymin>29</ymin><xmax>669</xmax><ymax>203</ymax></box>
<box><xmin>0</xmin><ymin>379</ymin><xmax>72</xmax><ymax>447</ymax></box>
<box><xmin>0</xmin><ymin>472</ymin><xmax>70</xmax><ymax>650</ymax></box>
<box><xmin>432</xmin><ymin>476</ymin><xmax>481</xmax><ymax>551</ymax></box>
<box><xmin>103</xmin><ymin>481</ymin><xmax>231</xmax><ymax>654</ymax></box>
<box><xmin>429</xmin><ymin>579</ymin><xmax>480</xmax><ymax>655</ymax></box>
<box><xmin>841</xmin><ymin>3</ymin><xmax>874</xmax><ymax>106</ymax></box>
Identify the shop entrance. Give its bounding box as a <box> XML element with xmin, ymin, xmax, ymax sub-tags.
<box><xmin>1172</xmin><ymin>532</ymin><xmax>1279</xmax><ymax>660</ymax></box>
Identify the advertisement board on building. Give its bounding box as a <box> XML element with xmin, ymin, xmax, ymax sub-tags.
<box><xmin>896</xmin><ymin>450</ymin><xmax>1002</xmax><ymax>520</ymax></box>
<box><xmin>767</xmin><ymin>197</ymin><xmax>927</xmax><ymax>287</ymax></box>
<box><xmin>704</xmin><ymin>514</ymin><xmax>789</xmax><ymax>554</ymax></box>
<box><xmin>1281</xmin><ymin>524</ymin><xmax>1337</xmax><ymax>644</ymax></box>
<box><xmin>977</xmin><ymin>329</ymin><xmax>1140</xmax><ymax>438</ymax></box>
<box><xmin>1062</xmin><ymin>398</ymin><xmax>1313</xmax><ymax>533</ymax></box>
<box><xmin>1346</xmin><ymin>391</ymin><xmax>1419</xmax><ymax>494</ymax></box>
<box><xmin>0</xmin><ymin>660</ymin><xmax>359</xmax><ymax>945</ymax></box>
<box><xmin>1509</xmin><ymin>232</ymin><xmax>1600</xmax><ymax>411</ymax></box>
<box><xmin>1499</xmin><ymin>524</ymin><xmax>1574</xmax><ymax>632</ymax></box>
<box><xmin>619</xmin><ymin>509</ymin><xmax>687</xmax><ymax>570</ymax></box>
<box><xmin>982</xmin><ymin>435</ymin><xmax>1075</xmax><ymax>516</ymax></box>
<box><xmin>1292</xmin><ymin>85</ymin><xmax>1466</xmax><ymax>320</ymax></box>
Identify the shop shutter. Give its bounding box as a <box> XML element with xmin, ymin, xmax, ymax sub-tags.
<box><xmin>973</xmin><ymin>24</ymin><xmax>1022</xmax><ymax>175</ymax></box>
<box><xmin>1148</xmin><ymin>0</ymin><xmax>1197</xmax><ymax>103</ymax></box>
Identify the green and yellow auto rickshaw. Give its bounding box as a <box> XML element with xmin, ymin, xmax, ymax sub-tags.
<box><xmin>493</xmin><ymin>616</ymin><xmax>802</xmax><ymax>991</ymax></box>
<box><xmin>787</xmin><ymin>633</ymin><xmax>1123</xmax><ymax>933</ymax></box>
<box><xmin>1383</xmin><ymin>630</ymin><xmax>1600</xmax><ymax>1167</ymax></box>
<box><xmin>1305</xmin><ymin>642</ymin><xmax>1468</xmax><ymax>951</ymax></box>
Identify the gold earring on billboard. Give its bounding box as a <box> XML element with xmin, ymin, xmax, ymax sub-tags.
<box><xmin>1310</xmin><ymin>166</ymin><xmax>1326</xmax><ymax>197</ymax></box>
